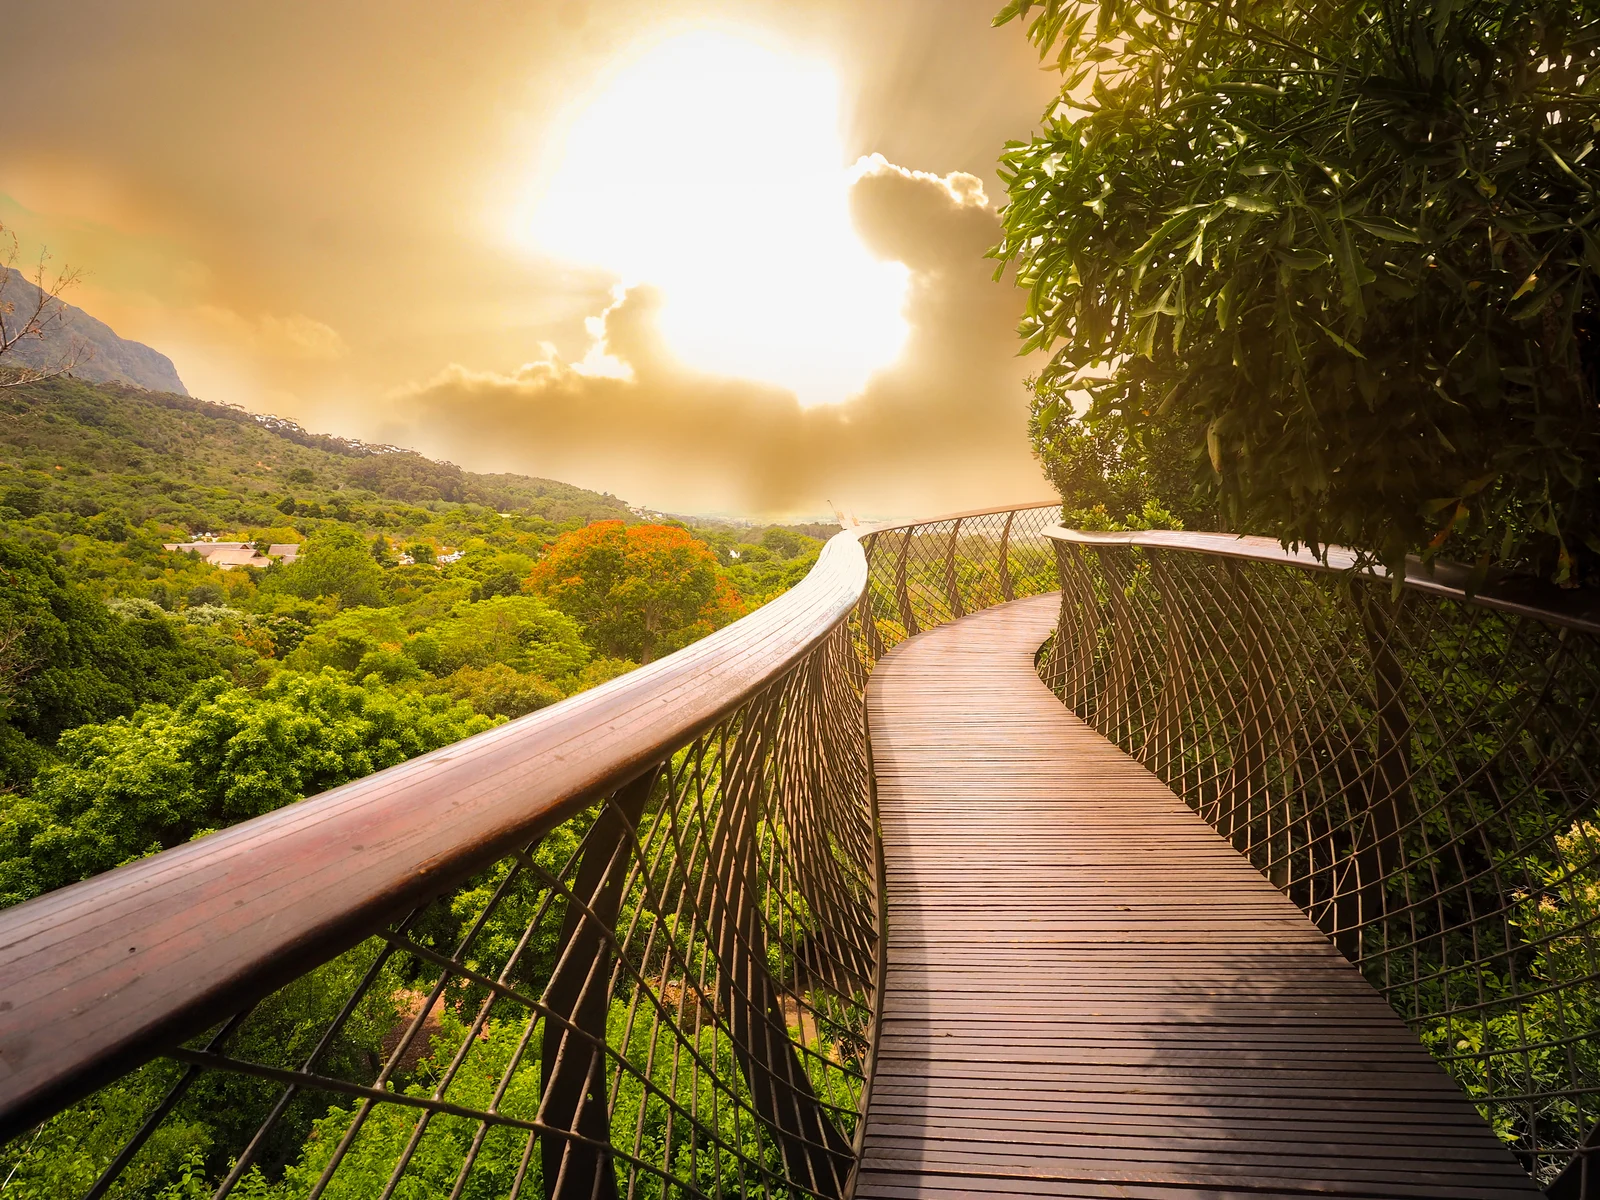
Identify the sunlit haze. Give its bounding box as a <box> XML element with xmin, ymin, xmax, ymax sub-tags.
<box><xmin>528</xmin><ymin>32</ymin><xmax>910</xmax><ymax>406</ymax></box>
<box><xmin>0</xmin><ymin>0</ymin><xmax>1062</xmax><ymax>518</ymax></box>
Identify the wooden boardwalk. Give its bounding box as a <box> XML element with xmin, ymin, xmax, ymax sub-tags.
<box><xmin>855</xmin><ymin>596</ymin><xmax>1538</xmax><ymax>1200</ymax></box>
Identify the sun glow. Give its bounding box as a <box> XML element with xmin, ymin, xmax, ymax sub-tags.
<box><xmin>526</xmin><ymin>30</ymin><xmax>910</xmax><ymax>407</ymax></box>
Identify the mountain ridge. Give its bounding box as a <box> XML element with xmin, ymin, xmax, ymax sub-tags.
<box><xmin>1</xmin><ymin>266</ymin><xmax>189</xmax><ymax>395</ymax></box>
<box><xmin>0</xmin><ymin>373</ymin><xmax>636</xmax><ymax>534</ymax></box>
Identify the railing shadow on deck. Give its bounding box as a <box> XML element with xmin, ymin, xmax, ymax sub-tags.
<box><xmin>1041</xmin><ymin>527</ymin><xmax>1600</xmax><ymax>1198</ymax></box>
<box><xmin>0</xmin><ymin>504</ymin><xmax>1060</xmax><ymax>1200</ymax></box>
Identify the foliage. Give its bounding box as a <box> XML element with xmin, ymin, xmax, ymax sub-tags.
<box><xmin>0</xmin><ymin>377</ymin><xmax>845</xmax><ymax>1198</ymax></box>
<box><xmin>1030</xmin><ymin>395</ymin><xmax>1205</xmax><ymax>529</ymax></box>
<box><xmin>0</xmin><ymin>375</ymin><xmax>817</xmax><ymax>810</ymax></box>
<box><xmin>1063</xmin><ymin>498</ymin><xmax>1186</xmax><ymax>533</ymax></box>
<box><xmin>528</xmin><ymin>521</ymin><xmax>744</xmax><ymax>663</ymax></box>
<box><xmin>420</xmin><ymin>595</ymin><xmax>589</xmax><ymax>679</ymax></box>
<box><xmin>421</xmin><ymin>662</ymin><xmax>566</xmax><ymax>718</ymax></box>
<box><xmin>264</xmin><ymin>526</ymin><xmax>388</xmax><ymax>609</ymax></box>
<box><xmin>1417</xmin><ymin>818</ymin><xmax>1600</xmax><ymax>1163</ymax></box>
<box><xmin>0</xmin><ymin>671</ymin><xmax>493</xmax><ymax>906</ymax></box>
<box><xmin>725</xmin><ymin>543</ymin><xmax>824</xmax><ymax>607</ymax></box>
<box><xmin>461</xmin><ymin>549</ymin><xmax>534</xmax><ymax>599</ymax></box>
<box><xmin>0</xmin><ymin>538</ymin><xmax>221</xmax><ymax>788</ymax></box>
<box><xmin>261</xmin><ymin>1014</ymin><xmax>548</xmax><ymax>1200</ymax></box>
<box><xmin>0</xmin><ymin>374</ymin><xmax>633</xmax><ymax>526</ymax></box>
<box><xmin>0</xmin><ymin>1059</ymin><xmax>210</xmax><ymax>1199</ymax></box>
<box><xmin>283</xmin><ymin>607</ymin><xmax>408</xmax><ymax>674</ymax></box>
<box><xmin>284</xmin><ymin>596</ymin><xmax>590</xmax><ymax>702</ymax></box>
<box><xmin>995</xmin><ymin>0</ymin><xmax>1600</xmax><ymax>581</ymax></box>
<box><xmin>0</xmin><ymin>941</ymin><xmax>405</xmax><ymax>1198</ymax></box>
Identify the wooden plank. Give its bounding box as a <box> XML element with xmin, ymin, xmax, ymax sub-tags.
<box><xmin>858</xmin><ymin>595</ymin><xmax>1539</xmax><ymax>1199</ymax></box>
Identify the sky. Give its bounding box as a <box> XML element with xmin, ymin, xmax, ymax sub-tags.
<box><xmin>0</xmin><ymin>0</ymin><xmax>1062</xmax><ymax>520</ymax></box>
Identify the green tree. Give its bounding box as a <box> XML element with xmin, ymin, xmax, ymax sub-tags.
<box><xmin>265</xmin><ymin>526</ymin><xmax>387</xmax><ymax>608</ymax></box>
<box><xmin>759</xmin><ymin>527</ymin><xmax>806</xmax><ymax>559</ymax></box>
<box><xmin>526</xmin><ymin>521</ymin><xmax>743</xmax><ymax>663</ymax></box>
<box><xmin>1030</xmin><ymin>400</ymin><xmax>1205</xmax><ymax>530</ymax></box>
<box><xmin>463</xmin><ymin>549</ymin><xmax>534</xmax><ymax>599</ymax></box>
<box><xmin>423</xmin><ymin>662</ymin><xmax>565</xmax><ymax>719</ymax></box>
<box><xmin>0</xmin><ymin>671</ymin><xmax>494</xmax><ymax>907</ymax></box>
<box><xmin>422</xmin><ymin>594</ymin><xmax>589</xmax><ymax>678</ymax></box>
<box><xmin>0</xmin><ymin>539</ymin><xmax>218</xmax><ymax>789</ymax></box>
<box><xmin>285</xmin><ymin>608</ymin><xmax>409</xmax><ymax>674</ymax></box>
<box><xmin>994</xmin><ymin>0</ymin><xmax>1600</xmax><ymax>581</ymax></box>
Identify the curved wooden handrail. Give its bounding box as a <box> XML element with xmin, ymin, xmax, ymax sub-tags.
<box><xmin>0</xmin><ymin>532</ymin><xmax>870</xmax><ymax>1138</ymax></box>
<box><xmin>853</xmin><ymin>499</ymin><xmax>1058</xmax><ymax>533</ymax></box>
<box><xmin>1044</xmin><ymin>526</ymin><xmax>1600</xmax><ymax>634</ymax></box>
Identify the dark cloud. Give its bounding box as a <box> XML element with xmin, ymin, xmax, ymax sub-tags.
<box><xmin>393</xmin><ymin>157</ymin><xmax>1050</xmax><ymax>518</ymax></box>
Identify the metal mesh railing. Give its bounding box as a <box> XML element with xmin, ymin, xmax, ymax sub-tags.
<box><xmin>854</xmin><ymin>504</ymin><xmax>1060</xmax><ymax>661</ymax></box>
<box><xmin>0</xmin><ymin>505</ymin><xmax>1055</xmax><ymax>1200</ymax></box>
<box><xmin>7</xmin><ymin>627</ymin><xmax>876</xmax><ymax>1200</ymax></box>
<box><xmin>1042</xmin><ymin>528</ymin><xmax>1600</xmax><ymax>1193</ymax></box>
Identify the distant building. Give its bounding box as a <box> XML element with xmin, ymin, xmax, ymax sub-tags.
<box><xmin>162</xmin><ymin>541</ymin><xmax>301</xmax><ymax>570</ymax></box>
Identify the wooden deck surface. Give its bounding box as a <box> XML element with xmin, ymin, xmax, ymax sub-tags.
<box><xmin>855</xmin><ymin>595</ymin><xmax>1538</xmax><ymax>1200</ymax></box>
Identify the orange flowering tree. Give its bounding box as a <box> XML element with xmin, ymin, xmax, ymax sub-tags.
<box><xmin>525</xmin><ymin>521</ymin><xmax>743</xmax><ymax>664</ymax></box>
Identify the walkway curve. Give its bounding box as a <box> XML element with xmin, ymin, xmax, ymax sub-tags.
<box><xmin>855</xmin><ymin>595</ymin><xmax>1536</xmax><ymax>1199</ymax></box>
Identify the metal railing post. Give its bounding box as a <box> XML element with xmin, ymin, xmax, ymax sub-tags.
<box><xmin>700</xmin><ymin>693</ymin><xmax>853</xmax><ymax>1198</ymax></box>
<box><xmin>541</xmin><ymin>769</ymin><xmax>657</xmax><ymax>1200</ymax></box>
<box><xmin>998</xmin><ymin>510</ymin><xmax>1017</xmax><ymax>602</ymax></box>
<box><xmin>943</xmin><ymin>518</ymin><xmax>966</xmax><ymax>619</ymax></box>
<box><xmin>894</xmin><ymin>528</ymin><xmax>920</xmax><ymax>636</ymax></box>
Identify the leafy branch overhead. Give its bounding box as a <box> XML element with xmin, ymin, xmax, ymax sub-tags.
<box><xmin>994</xmin><ymin>0</ymin><xmax>1600</xmax><ymax>582</ymax></box>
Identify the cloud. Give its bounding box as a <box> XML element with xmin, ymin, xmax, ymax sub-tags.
<box><xmin>0</xmin><ymin>2</ymin><xmax>1066</xmax><ymax>517</ymax></box>
<box><xmin>192</xmin><ymin>306</ymin><xmax>348</xmax><ymax>361</ymax></box>
<box><xmin>390</xmin><ymin>156</ymin><xmax>1050</xmax><ymax>519</ymax></box>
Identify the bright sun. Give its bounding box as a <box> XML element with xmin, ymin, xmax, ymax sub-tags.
<box><xmin>527</xmin><ymin>30</ymin><xmax>910</xmax><ymax>407</ymax></box>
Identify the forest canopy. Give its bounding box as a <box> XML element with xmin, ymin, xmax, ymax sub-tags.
<box><xmin>0</xmin><ymin>371</ymin><xmax>835</xmax><ymax>1200</ymax></box>
<box><xmin>0</xmin><ymin>375</ymin><xmax>827</xmax><ymax>901</ymax></box>
<box><xmin>526</xmin><ymin>520</ymin><xmax>744</xmax><ymax>663</ymax></box>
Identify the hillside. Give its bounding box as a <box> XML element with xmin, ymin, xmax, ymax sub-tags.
<box><xmin>0</xmin><ymin>383</ymin><xmax>818</xmax><ymax>1200</ymax></box>
<box><xmin>0</xmin><ymin>369</ymin><xmax>825</xmax><ymax>811</ymax></box>
<box><xmin>0</xmin><ymin>267</ymin><xmax>189</xmax><ymax>394</ymax></box>
<box><xmin>0</xmin><ymin>374</ymin><xmax>634</xmax><ymax>541</ymax></box>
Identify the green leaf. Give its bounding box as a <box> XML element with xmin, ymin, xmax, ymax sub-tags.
<box><xmin>988</xmin><ymin>0</ymin><xmax>1600</xmax><ymax>584</ymax></box>
<box><xmin>1314</xmin><ymin>321</ymin><xmax>1366</xmax><ymax>358</ymax></box>
<box><xmin>1217</xmin><ymin>276</ymin><xmax>1240</xmax><ymax>330</ymax></box>
<box><xmin>1327</xmin><ymin>214</ymin><xmax>1370</xmax><ymax>320</ymax></box>
<box><xmin>1274</xmin><ymin>249</ymin><xmax>1329</xmax><ymax>270</ymax></box>
<box><xmin>992</xmin><ymin>0</ymin><xmax>1030</xmax><ymax>27</ymax></box>
<box><xmin>1134</xmin><ymin>314</ymin><xmax>1159</xmax><ymax>359</ymax></box>
<box><xmin>1539</xmin><ymin>139</ymin><xmax>1586</xmax><ymax>187</ymax></box>
<box><xmin>1212</xmin><ymin>82</ymin><xmax>1284</xmax><ymax>97</ymax></box>
<box><xmin>1223</xmin><ymin>193</ymin><xmax>1278</xmax><ymax>214</ymax></box>
<box><xmin>1349</xmin><ymin>218</ymin><xmax>1426</xmax><ymax>244</ymax></box>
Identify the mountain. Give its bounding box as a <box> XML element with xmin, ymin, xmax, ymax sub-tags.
<box><xmin>1</xmin><ymin>266</ymin><xmax>189</xmax><ymax>394</ymax></box>
<box><xmin>0</xmin><ymin>373</ymin><xmax>635</xmax><ymax>533</ymax></box>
